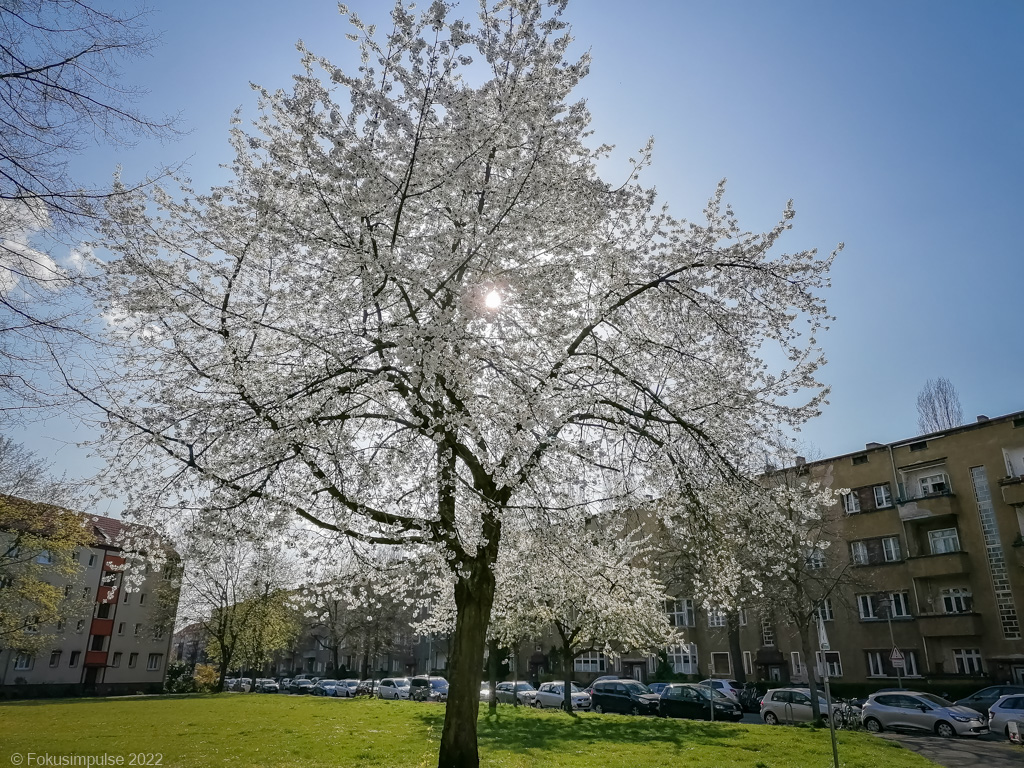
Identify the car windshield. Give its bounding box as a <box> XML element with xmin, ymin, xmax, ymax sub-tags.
<box><xmin>297</xmin><ymin>680</ymin><xmax>311</xmax><ymax>686</ymax></box>
<box><xmin>514</xmin><ymin>683</ymin><xmax>535</xmax><ymax>691</ymax></box>
<box><xmin>320</xmin><ymin>680</ymin><xmax>338</xmax><ymax>685</ymax></box>
<box><xmin>393</xmin><ymin>679</ymin><xmax>409</xmax><ymax>687</ymax></box>
<box><xmin>919</xmin><ymin>694</ymin><xmax>953</xmax><ymax>707</ymax></box>
<box><xmin>569</xmin><ymin>684</ymin><xmax>585</xmax><ymax>693</ymax></box>
<box><xmin>696</xmin><ymin>687</ymin><xmax>731</xmax><ymax>701</ymax></box>
<box><xmin>624</xmin><ymin>682</ymin><xmax>651</xmax><ymax>695</ymax></box>
<box><xmin>431</xmin><ymin>679</ymin><xmax>448</xmax><ymax>689</ymax></box>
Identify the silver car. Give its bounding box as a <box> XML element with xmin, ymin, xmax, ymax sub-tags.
<box><xmin>760</xmin><ymin>687</ymin><xmax>832</xmax><ymax>725</ymax></box>
<box><xmin>495</xmin><ymin>681</ymin><xmax>537</xmax><ymax>706</ymax></box>
<box><xmin>988</xmin><ymin>693</ymin><xmax>1024</xmax><ymax>740</ymax></box>
<box><xmin>378</xmin><ymin>677</ymin><xmax>411</xmax><ymax>700</ymax></box>
<box><xmin>862</xmin><ymin>691</ymin><xmax>989</xmax><ymax>738</ymax></box>
<box><xmin>534</xmin><ymin>681</ymin><xmax>591</xmax><ymax>711</ymax></box>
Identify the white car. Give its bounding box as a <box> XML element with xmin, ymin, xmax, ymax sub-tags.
<box><xmin>336</xmin><ymin>679</ymin><xmax>361</xmax><ymax>697</ymax></box>
<box><xmin>534</xmin><ymin>681</ymin><xmax>592</xmax><ymax>711</ymax></box>
<box><xmin>697</xmin><ymin>679</ymin><xmax>742</xmax><ymax>702</ymax></box>
<box><xmin>378</xmin><ymin>678</ymin><xmax>411</xmax><ymax>700</ymax></box>
<box><xmin>761</xmin><ymin>688</ymin><xmax>832</xmax><ymax>725</ymax></box>
<box><xmin>988</xmin><ymin>693</ymin><xmax>1024</xmax><ymax>739</ymax></box>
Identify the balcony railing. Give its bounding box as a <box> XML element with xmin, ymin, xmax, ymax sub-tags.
<box><xmin>90</xmin><ymin>618</ymin><xmax>114</xmax><ymax>636</ymax></box>
<box><xmin>999</xmin><ymin>476</ymin><xmax>1024</xmax><ymax>507</ymax></box>
<box><xmin>906</xmin><ymin>550</ymin><xmax>971</xmax><ymax>579</ymax></box>
<box><xmin>916</xmin><ymin>612</ymin><xmax>984</xmax><ymax>637</ymax></box>
<box><xmin>84</xmin><ymin>651</ymin><xmax>108</xmax><ymax>667</ymax></box>
<box><xmin>897</xmin><ymin>492</ymin><xmax>960</xmax><ymax>521</ymax></box>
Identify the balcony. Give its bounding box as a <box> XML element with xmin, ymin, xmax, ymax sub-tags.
<box><xmin>999</xmin><ymin>476</ymin><xmax>1024</xmax><ymax>507</ymax></box>
<box><xmin>84</xmin><ymin>651</ymin><xmax>108</xmax><ymax>667</ymax></box>
<box><xmin>916</xmin><ymin>612</ymin><xmax>984</xmax><ymax>637</ymax></box>
<box><xmin>90</xmin><ymin>618</ymin><xmax>114</xmax><ymax>636</ymax></box>
<box><xmin>96</xmin><ymin>585</ymin><xmax>118</xmax><ymax>604</ymax></box>
<box><xmin>906</xmin><ymin>550</ymin><xmax>971</xmax><ymax>579</ymax></box>
<box><xmin>897</xmin><ymin>493</ymin><xmax>960</xmax><ymax>521</ymax></box>
<box><xmin>102</xmin><ymin>554</ymin><xmax>125</xmax><ymax>571</ymax></box>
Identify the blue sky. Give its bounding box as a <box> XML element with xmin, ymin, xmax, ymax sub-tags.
<box><xmin>18</xmin><ymin>0</ymin><xmax>1024</xmax><ymax>496</ymax></box>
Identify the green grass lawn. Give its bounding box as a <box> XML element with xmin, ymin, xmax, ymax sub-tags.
<box><xmin>0</xmin><ymin>694</ymin><xmax>939</xmax><ymax>768</ymax></box>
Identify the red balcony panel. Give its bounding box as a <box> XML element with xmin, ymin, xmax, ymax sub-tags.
<box><xmin>90</xmin><ymin>618</ymin><xmax>114</xmax><ymax>636</ymax></box>
<box><xmin>103</xmin><ymin>555</ymin><xmax>125</xmax><ymax>571</ymax></box>
<box><xmin>96</xmin><ymin>585</ymin><xmax>118</xmax><ymax>604</ymax></box>
<box><xmin>84</xmin><ymin>651</ymin><xmax>108</xmax><ymax>667</ymax></box>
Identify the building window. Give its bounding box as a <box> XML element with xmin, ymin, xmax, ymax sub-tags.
<box><xmin>842</xmin><ymin>492</ymin><xmax>861</xmax><ymax>514</ymax></box>
<box><xmin>909</xmin><ymin>441</ymin><xmax>927</xmax><ymax>451</ymax></box>
<box><xmin>56</xmin><ymin>619</ymin><xmax>64</xmax><ymax>631</ymax></box>
<box><xmin>75</xmin><ymin>619</ymin><xmax>85</xmax><ymax>634</ymax></box>
<box><xmin>14</xmin><ymin>653</ymin><xmax>33</xmax><ymax>670</ymax></box>
<box><xmin>850</xmin><ymin>541</ymin><xmax>869</xmax><ymax>565</ymax></box>
<box><xmin>760</xmin><ymin>618</ymin><xmax>775</xmax><ymax>647</ymax></box>
<box><xmin>574</xmin><ymin>651</ymin><xmax>606</xmax><ymax>673</ymax></box>
<box><xmin>816</xmin><ymin>599</ymin><xmax>834</xmax><ymax>622</ymax></box>
<box><xmin>928</xmin><ymin>528</ymin><xmax>960</xmax><ymax>554</ymax></box>
<box><xmin>667</xmin><ymin>643</ymin><xmax>698</xmax><ymax>675</ymax></box>
<box><xmin>25</xmin><ymin>616</ymin><xmax>39</xmax><ymax>634</ymax></box>
<box><xmin>738</xmin><ymin>608</ymin><xmax>748</xmax><ymax>626</ymax></box>
<box><xmin>867</xmin><ymin>651</ymin><xmax>885</xmax><ymax>677</ymax></box>
<box><xmin>81</xmin><ymin>586</ymin><xmax>90</xmax><ymax>599</ymax></box>
<box><xmin>111</xmin><ymin>652</ymin><xmax>122</xmax><ymax>667</ymax></box>
<box><xmin>35</xmin><ymin>550</ymin><xmax>53</xmax><ymax>564</ymax></box>
<box><xmin>117</xmin><ymin>622</ymin><xmax>125</xmax><ymax>635</ymax></box>
<box><xmin>707</xmin><ymin>608</ymin><xmax>726</xmax><ymax>628</ymax></box>
<box><xmin>742</xmin><ymin>650</ymin><xmax>753</xmax><ymax>676</ymax></box>
<box><xmin>49</xmin><ymin>650</ymin><xmax>61</xmax><ymax>667</ymax></box>
<box><xmin>815</xmin><ymin>651</ymin><xmax>842</xmax><ymax>677</ymax></box>
<box><xmin>953</xmin><ymin>648</ymin><xmax>983</xmax><ymax>675</ymax></box>
<box><xmin>147</xmin><ymin>653</ymin><xmax>162</xmax><ymax>671</ymax></box>
<box><xmin>873</xmin><ymin>484</ymin><xmax>893</xmax><ymax>508</ymax></box>
<box><xmin>882</xmin><ymin>536</ymin><xmax>901</xmax><ymax>562</ymax></box>
<box><xmin>666</xmin><ymin>599</ymin><xmax>695</xmax><ymax>628</ymax></box>
<box><xmin>134</xmin><ymin>623</ymin><xmax>142</xmax><ymax>636</ymax></box>
<box><xmin>128</xmin><ymin>653</ymin><xmax>138</xmax><ymax>668</ymax></box>
<box><xmin>69</xmin><ymin>651</ymin><xmax>80</xmax><ymax>668</ymax></box>
<box><xmin>711</xmin><ymin>652</ymin><xmax>731</xmax><ymax>675</ymax></box>
<box><xmin>858</xmin><ymin>594</ymin><xmax>878</xmax><ymax>620</ymax></box>
<box><xmin>90</xmin><ymin>634</ymin><xmax>105</xmax><ymax>651</ymax></box>
<box><xmin>154</xmin><ymin>627</ymin><xmax>164</xmax><ymax>640</ymax></box>
<box><xmin>64</xmin><ymin>584</ymin><xmax>73</xmax><ymax>597</ymax></box>
<box><xmin>88</xmin><ymin>553</ymin><xmax>98</xmax><ymax>567</ymax></box>
<box><xmin>805</xmin><ymin>548</ymin><xmax>825</xmax><ymax>570</ymax></box>
<box><xmin>942</xmin><ymin>588</ymin><xmax>973</xmax><ymax>614</ymax></box>
<box><xmin>886</xmin><ymin>592</ymin><xmax>911</xmax><ymax>618</ymax></box>
<box><xmin>790</xmin><ymin>651</ymin><xmax>803</xmax><ymax>676</ymax></box>
<box><xmin>139</xmin><ymin>593</ymin><xmax>147</xmax><ymax>606</ymax></box>
<box><xmin>919</xmin><ymin>473</ymin><xmax>949</xmax><ymax>496</ymax></box>
<box><xmin>122</xmin><ymin>592</ymin><xmax>130</xmax><ymax>604</ymax></box>
<box><xmin>904</xmin><ymin>650</ymin><xmax>920</xmax><ymax>677</ymax></box>
<box><xmin>95</xmin><ymin>602</ymin><xmax>112</xmax><ymax>619</ymax></box>
<box><xmin>852</xmin><ymin>454</ymin><xmax>868</xmax><ymax>465</ymax></box>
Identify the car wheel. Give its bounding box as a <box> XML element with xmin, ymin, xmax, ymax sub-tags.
<box><xmin>533</xmin><ymin>699</ymin><xmax>542</xmax><ymax>708</ymax></box>
<box><xmin>764</xmin><ymin>711</ymin><xmax>779</xmax><ymax>726</ymax></box>
<box><xmin>594</xmin><ymin>704</ymin><xmax>604</xmax><ymax>714</ymax></box>
<box><xmin>864</xmin><ymin>717</ymin><xmax>882</xmax><ymax>733</ymax></box>
<box><xmin>630</xmin><ymin>705</ymin><xmax>641</xmax><ymax>716</ymax></box>
<box><xmin>935</xmin><ymin>721</ymin><xmax>956</xmax><ymax>739</ymax></box>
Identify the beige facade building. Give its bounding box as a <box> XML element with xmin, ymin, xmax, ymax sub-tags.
<box><xmin>0</xmin><ymin>514</ymin><xmax>179</xmax><ymax>698</ymax></box>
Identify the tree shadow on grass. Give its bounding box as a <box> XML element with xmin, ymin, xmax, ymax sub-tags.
<box><xmin>412</xmin><ymin>706</ymin><xmax>747</xmax><ymax>754</ymax></box>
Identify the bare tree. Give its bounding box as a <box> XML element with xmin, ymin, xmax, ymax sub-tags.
<box><xmin>916</xmin><ymin>377</ymin><xmax>964</xmax><ymax>434</ymax></box>
<box><xmin>0</xmin><ymin>0</ymin><xmax>178</xmax><ymax>420</ymax></box>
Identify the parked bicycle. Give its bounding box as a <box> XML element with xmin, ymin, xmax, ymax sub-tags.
<box><xmin>831</xmin><ymin>698</ymin><xmax>863</xmax><ymax>730</ymax></box>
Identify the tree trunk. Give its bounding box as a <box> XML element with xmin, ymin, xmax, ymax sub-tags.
<box><xmin>727</xmin><ymin>612</ymin><xmax>745</xmax><ymax>684</ymax></box>
<box><xmin>437</xmin><ymin>557</ymin><xmax>495</xmax><ymax>768</ymax></box>
<box><xmin>797</xmin><ymin>619</ymin><xmax>821</xmax><ymax>722</ymax></box>
<box><xmin>487</xmin><ymin>637</ymin><xmax>498</xmax><ymax>714</ymax></box>
<box><xmin>562</xmin><ymin>639</ymin><xmax>576</xmax><ymax>715</ymax></box>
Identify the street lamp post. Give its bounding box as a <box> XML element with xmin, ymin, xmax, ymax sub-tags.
<box><xmin>878</xmin><ymin>595</ymin><xmax>903</xmax><ymax>689</ymax></box>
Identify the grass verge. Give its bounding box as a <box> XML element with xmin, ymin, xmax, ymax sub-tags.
<box><xmin>0</xmin><ymin>694</ymin><xmax>940</xmax><ymax>768</ymax></box>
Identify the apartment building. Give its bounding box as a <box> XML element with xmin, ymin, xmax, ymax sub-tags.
<box><xmin>0</xmin><ymin>511</ymin><xmax>179</xmax><ymax>698</ymax></box>
<box><xmin>650</xmin><ymin>410</ymin><xmax>1024</xmax><ymax>689</ymax></box>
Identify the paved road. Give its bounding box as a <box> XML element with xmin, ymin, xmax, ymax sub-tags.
<box><xmin>876</xmin><ymin>732</ymin><xmax>1023</xmax><ymax>768</ymax></box>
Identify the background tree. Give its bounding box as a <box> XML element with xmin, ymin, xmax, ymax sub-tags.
<box><xmin>232</xmin><ymin>586</ymin><xmax>299</xmax><ymax>687</ymax></box>
<box><xmin>916</xmin><ymin>377</ymin><xmax>964</xmax><ymax>434</ymax></box>
<box><xmin>87</xmin><ymin>3</ymin><xmax>837</xmax><ymax>765</ymax></box>
<box><xmin>491</xmin><ymin>520</ymin><xmax>674</xmax><ymax>714</ymax></box>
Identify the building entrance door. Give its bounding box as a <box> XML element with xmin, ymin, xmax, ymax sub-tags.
<box><xmin>84</xmin><ymin>666</ymin><xmax>99</xmax><ymax>694</ymax></box>
<box><xmin>768</xmin><ymin>666</ymin><xmax>783</xmax><ymax>682</ymax></box>
<box><xmin>1012</xmin><ymin>665</ymin><xmax>1024</xmax><ymax>685</ymax></box>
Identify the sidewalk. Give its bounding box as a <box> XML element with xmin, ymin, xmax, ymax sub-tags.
<box><xmin>878</xmin><ymin>732</ymin><xmax>1022</xmax><ymax>768</ymax></box>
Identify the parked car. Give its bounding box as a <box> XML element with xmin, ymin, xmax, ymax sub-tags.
<box><xmin>955</xmin><ymin>685</ymin><xmax>1024</xmax><ymax>717</ymax></box>
<box><xmin>312</xmin><ymin>679</ymin><xmax>341</xmax><ymax>696</ymax></box>
<box><xmin>584</xmin><ymin>675</ymin><xmax>620</xmax><ymax>696</ymax></box>
<box><xmin>378</xmin><ymin>678</ymin><xmax>411</xmax><ymax>700</ymax></box>
<box><xmin>410</xmin><ymin>675</ymin><xmax>449</xmax><ymax>702</ymax></box>
<box><xmin>534</xmin><ymin>681</ymin><xmax>591</xmax><ymax>711</ymax></box>
<box><xmin>658</xmin><ymin>683</ymin><xmax>743</xmax><ymax>722</ymax></box>
<box><xmin>236</xmin><ymin>677</ymin><xmax>253</xmax><ymax>692</ymax></box>
<box><xmin>480</xmin><ymin>682</ymin><xmax>492</xmax><ymax>702</ymax></box>
<box><xmin>760</xmin><ymin>688</ymin><xmax>832</xmax><ymax>725</ymax></box>
<box><xmin>289</xmin><ymin>679</ymin><xmax>314</xmax><ymax>694</ymax></box>
<box><xmin>280</xmin><ymin>678</ymin><xmax>292</xmax><ymax>691</ymax></box>
<box><xmin>697</xmin><ymin>679</ymin><xmax>742</xmax><ymax>702</ymax></box>
<box><xmin>861</xmin><ymin>691</ymin><xmax>989</xmax><ymax>738</ymax></box>
<box><xmin>335</xmin><ymin>679</ymin><xmax>361</xmax><ymax>697</ymax></box>
<box><xmin>988</xmin><ymin>693</ymin><xmax>1024</xmax><ymax>739</ymax></box>
<box><xmin>356</xmin><ymin>680</ymin><xmax>378</xmax><ymax>696</ymax></box>
<box><xmin>590</xmin><ymin>679</ymin><xmax>659</xmax><ymax>716</ymax></box>
<box><xmin>255</xmin><ymin>678</ymin><xmax>279</xmax><ymax>693</ymax></box>
<box><xmin>647</xmin><ymin>682</ymin><xmax>669</xmax><ymax>696</ymax></box>
<box><xmin>495</xmin><ymin>681</ymin><xmax>537</xmax><ymax>706</ymax></box>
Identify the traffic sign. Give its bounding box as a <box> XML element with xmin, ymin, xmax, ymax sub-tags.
<box><xmin>890</xmin><ymin>647</ymin><xmax>905</xmax><ymax>668</ymax></box>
